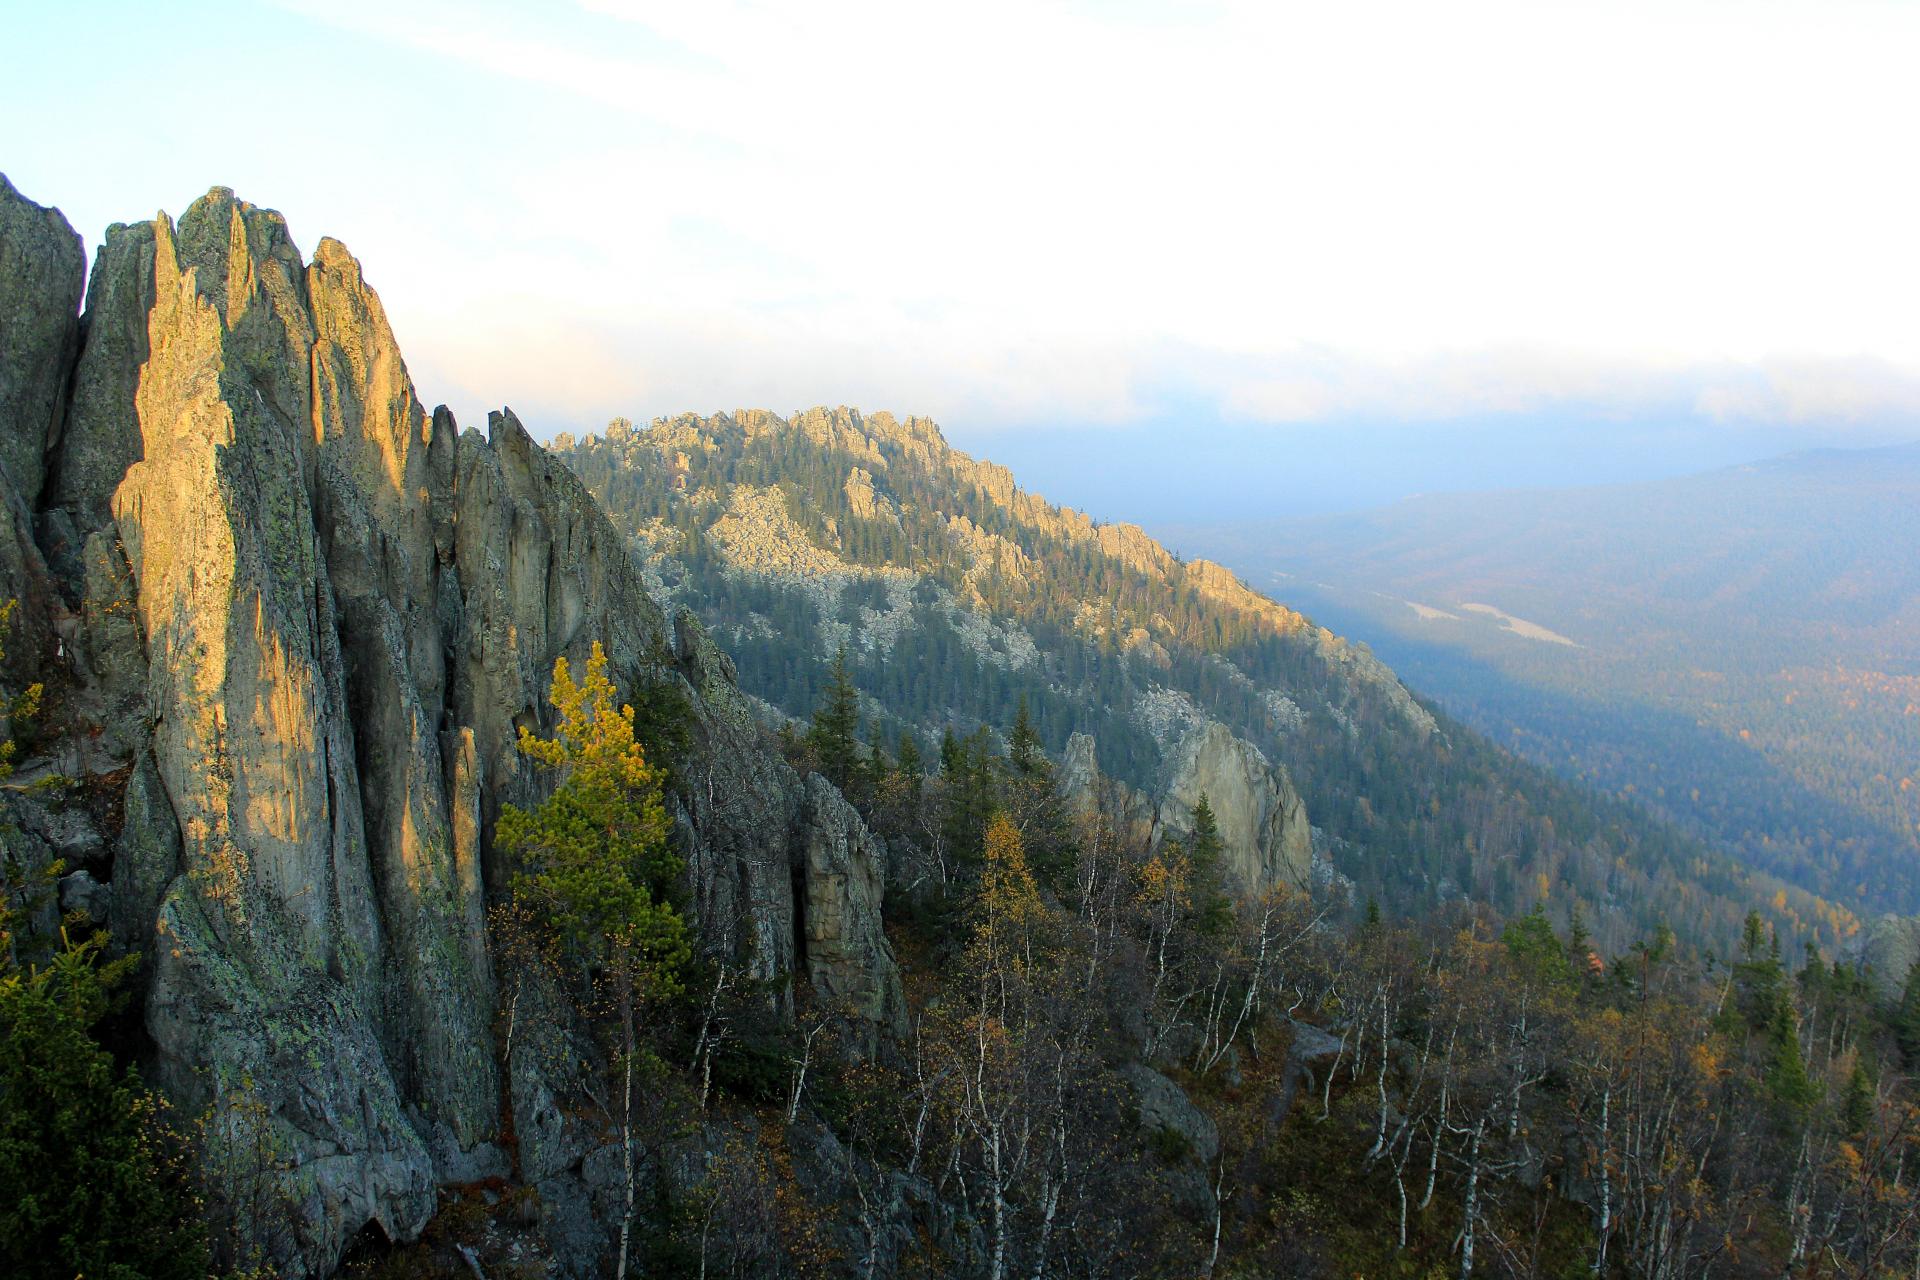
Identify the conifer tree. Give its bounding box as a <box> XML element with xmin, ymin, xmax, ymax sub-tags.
<box><xmin>498</xmin><ymin>642</ymin><xmax>689</xmax><ymax>1280</ymax></box>
<box><xmin>808</xmin><ymin>647</ymin><xmax>861</xmax><ymax>793</ymax></box>
<box><xmin>859</xmin><ymin>720</ymin><xmax>891</xmax><ymax>801</ymax></box>
<box><xmin>1008</xmin><ymin>695</ymin><xmax>1044</xmax><ymax>777</ymax></box>
<box><xmin>1732</xmin><ymin>912</ymin><xmax>1788</xmax><ymax>1031</ymax></box>
<box><xmin>939</xmin><ymin>726</ymin><xmax>997</xmax><ymax>867</ymax></box>
<box><xmin>1565</xmin><ymin>901</ymin><xmax>1592</xmax><ymax>969</ymax></box>
<box><xmin>1763</xmin><ymin>1001</ymin><xmax>1817</xmax><ymax>1117</ymax></box>
<box><xmin>1895</xmin><ymin>962</ymin><xmax>1920</xmax><ymax>1066</ymax></box>
<box><xmin>1186</xmin><ymin>794</ymin><xmax>1233</xmax><ymax>936</ymax></box>
<box><xmin>1843</xmin><ymin>1061</ymin><xmax>1875</xmax><ymax>1135</ymax></box>
<box><xmin>0</xmin><ymin>929</ymin><xmax>207</xmax><ymax>1280</ymax></box>
<box><xmin>896</xmin><ymin>730</ymin><xmax>923</xmax><ymax>798</ymax></box>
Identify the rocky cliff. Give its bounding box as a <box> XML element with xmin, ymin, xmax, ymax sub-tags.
<box><xmin>1158</xmin><ymin>723</ymin><xmax>1312</xmax><ymax>893</ymax></box>
<box><xmin>1060</xmin><ymin>725</ymin><xmax>1312</xmax><ymax>896</ymax></box>
<box><xmin>1857</xmin><ymin>914</ymin><xmax>1920</xmax><ymax>1000</ymax></box>
<box><xmin>0</xmin><ymin>176</ymin><xmax>904</xmax><ymax>1276</ymax></box>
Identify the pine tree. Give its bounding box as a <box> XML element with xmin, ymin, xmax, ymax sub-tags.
<box><xmin>940</xmin><ymin>727</ymin><xmax>972</xmax><ymax>866</ymax></box>
<box><xmin>937</xmin><ymin>726</ymin><xmax>998</xmax><ymax>869</ymax></box>
<box><xmin>1763</xmin><ymin>1001</ymin><xmax>1818</xmax><ymax>1118</ymax></box>
<box><xmin>1186</xmin><ymin>794</ymin><xmax>1233</xmax><ymax>936</ymax></box>
<box><xmin>1565</xmin><ymin>901</ymin><xmax>1592</xmax><ymax>970</ymax></box>
<box><xmin>1732</xmin><ymin>914</ymin><xmax>1788</xmax><ymax>1031</ymax></box>
<box><xmin>897</xmin><ymin>730</ymin><xmax>923</xmax><ymax>798</ymax></box>
<box><xmin>1502</xmin><ymin>906</ymin><xmax>1574</xmax><ymax>988</ymax></box>
<box><xmin>0</xmin><ymin>928</ymin><xmax>208</xmax><ymax>1280</ymax></box>
<box><xmin>1008</xmin><ymin>695</ymin><xmax>1044</xmax><ymax>777</ymax></box>
<box><xmin>1843</xmin><ymin>1060</ymin><xmax>1875</xmax><ymax>1135</ymax></box>
<box><xmin>858</xmin><ymin>719</ymin><xmax>891</xmax><ymax>803</ymax></box>
<box><xmin>808</xmin><ymin>647</ymin><xmax>861</xmax><ymax>793</ymax></box>
<box><xmin>1895</xmin><ymin>962</ymin><xmax>1920</xmax><ymax>1066</ymax></box>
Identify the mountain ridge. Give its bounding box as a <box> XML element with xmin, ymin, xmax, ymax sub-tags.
<box><xmin>553</xmin><ymin>405</ymin><xmax>1853</xmax><ymax>952</ymax></box>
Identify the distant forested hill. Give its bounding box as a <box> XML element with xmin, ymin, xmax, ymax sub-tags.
<box><xmin>1169</xmin><ymin>441</ymin><xmax>1920</xmax><ymax>918</ymax></box>
<box><xmin>554</xmin><ymin>408</ymin><xmax>1854</xmax><ymax>952</ymax></box>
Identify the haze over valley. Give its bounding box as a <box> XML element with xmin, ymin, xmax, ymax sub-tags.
<box><xmin>1168</xmin><ymin>441</ymin><xmax>1920</xmax><ymax>917</ymax></box>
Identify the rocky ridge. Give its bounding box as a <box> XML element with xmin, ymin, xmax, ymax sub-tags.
<box><xmin>0</xmin><ymin>177</ymin><xmax>905</xmax><ymax>1276</ymax></box>
<box><xmin>558</xmin><ymin>405</ymin><xmax>1435</xmax><ymax>901</ymax></box>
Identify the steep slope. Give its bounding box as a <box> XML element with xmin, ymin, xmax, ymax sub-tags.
<box><xmin>1173</xmin><ymin>444</ymin><xmax>1920</xmax><ymax>917</ymax></box>
<box><xmin>553</xmin><ymin>410</ymin><xmax>1847</xmax><ymax>951</ymax></box>
<box><xmin>0</xmin><ymin>177</ymin><xmax>903</xmax><ymax>1276</ymax></box>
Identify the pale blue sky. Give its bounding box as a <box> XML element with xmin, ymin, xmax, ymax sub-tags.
<box><xmin>6</xmin><ymin>0</ymin><xmax>1918</xmax><ymax>517</ymax></box>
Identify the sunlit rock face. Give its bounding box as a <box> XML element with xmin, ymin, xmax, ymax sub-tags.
<box><xmin>1060</xmin><ymin>724</ymin><xmax>1312</xmax><ymax>898</ymax></box>
<box><xmin>0</xmin><ymin>176</ymin><xmax>903</xmax><ymax>1276</ymax></box>
<box><xmin>1158</xmin><ymin>721</ymin><xmax>1312</xmax><ymax>895</ymax></box>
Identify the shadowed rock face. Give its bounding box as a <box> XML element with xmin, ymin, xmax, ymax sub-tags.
<box><xmin>1060</xmin><ymin>723</ymin><xmax>1312</xmax><ymax>898</ymax></box>
<box><xmin>0</xmin><ymin>176</ymin><xmax>904</xmax><ymax>1276</ymax></box>
<box><xmin>0</xmin><ymin>173</ymin><xmax>82</xmax><ymax>505</ymax></box>
<box><xmin>0</xmin><ymin>173</ymin><xmax>84</xmax><ymax>682</ymax></box>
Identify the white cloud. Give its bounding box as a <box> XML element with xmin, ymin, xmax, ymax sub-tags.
<box><xmin>274</xmin><ymin>0</ymin><xmax>1920</xmax><ymax>434</ymax></box>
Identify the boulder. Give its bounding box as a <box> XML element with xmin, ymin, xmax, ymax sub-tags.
<box><xmin>58</xmin><ymin>868</ymin><xmax>111</xmax><ymax>925</ymax></box>
<box><xmin>1120</xmin><ymin>1064</ymin><xmax>1220</xmax><ymax>1168</ymax></box>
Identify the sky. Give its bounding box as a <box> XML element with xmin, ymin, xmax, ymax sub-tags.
<box><xmin>6</xmin><ymin>0</ymin><xmax>1919</xmax><ymax>519</ymax></box>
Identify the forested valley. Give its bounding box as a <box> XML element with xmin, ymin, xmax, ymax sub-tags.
<box><xmin>1181</xmin><ymin>443</ymin><xmax>1920</xmax><ymax>918</ymax></box>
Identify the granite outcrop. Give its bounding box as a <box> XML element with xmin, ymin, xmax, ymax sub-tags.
<box><xmin>0</xmin><ymin>177</ymin><xmax>905</xmax><ymax>1276</ymax></box>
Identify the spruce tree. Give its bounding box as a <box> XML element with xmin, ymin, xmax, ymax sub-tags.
<box><xmin>940</xmin><ymin>726</ymin><xmax>978</xmax><ymax>866</ymax></box>
<box><xmin>1565</xmin><ymin>901</ymin><xmax>1592</xmax><ymax>970</ymax></box>
<box><xmin>0</xmin><ymin>930</ymin><xmax>208</xmax><ymax>1280</ymax></box>
<box><xmin>1733</xmin><ymin>914</ymin><xmax>1788</xmax><ymax>1031</ymax></box>
<box><xmin>1763</xmin><ymin>1000</ymin><xmax>1818</xmax><ymax>1118</ymax></box>
<box><xmin>1843</xmin><ymin>1061</ymin><xmax>1875</xmax><ymax>1135</ymax></box>
<box><xmin>808</xmin><ymin>647</ymin><xmax>861</xmax><ymax>793</ymax></box>
<box><xmin>858</xmin><ymin>718</ymin><xmax>891</xmax><ymax>802</ymax></box>
<box><xmin>1186</xmin><ymin>794</ymin><xmax>1233</xmax><ymax>936</ymax></box>
<box><xmin>897</xmin><ymin>729</ymin><xmax>923</xmax><ymax>797</ymax></box>
<box><xmin>1008</xmin><ymin>694</ymin><xmax>1044</xmax><ymax>777</ymax></box>
<box><xmin>1895</xmin><ymin>961</ymin><xmax>1920</xmax><ymax>1066</ymax></box>
<box><xmin>1502</xmin><ymin>906</ymin><xmax>1574</xmax><ymax>988</ymax></box>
